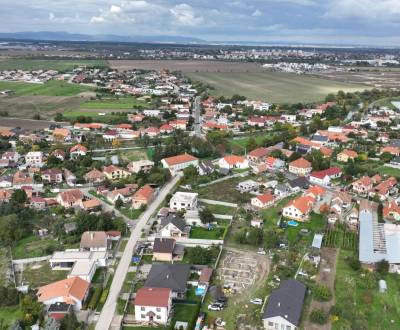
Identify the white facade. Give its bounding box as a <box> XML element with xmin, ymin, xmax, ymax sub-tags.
<box><xmin>161</xmin><ymin>159</ymin><xmax>199</xmax><ymax>174</ymax></box>
<box><xmin>169</xmin><ymin>192</ymin><xmax>198</xmax><ymax>211</ymax></box>
<box><xmin>135</xmin><ymin>303</ymin><xmax>171</xmax><ymax>325</ymax></box>
<box><xmin>128</xmin><ymin>160</ymin><xmax>154</xmax><ymax>173</ymax></box>
<box><xmin>218</xmin><ymin>157</ymin><xmax>249</xmax><ymax>170</ymax></box>
<box><xmin>309</xmin><ymin>175</ymin><xmax>330</xmax><ymax>186</ymax></box>
<box><xmin>263</xmin><ymin>315</ymin><xmax>297</xmax><ymax>330</ymax></box>
<box><xmin>25</xmin><ymin>151</ymin><xmax>44</xmax><ymax>166</ymax></box>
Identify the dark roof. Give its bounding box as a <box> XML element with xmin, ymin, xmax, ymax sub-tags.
<box><xmin>263</xmin><ymin>279</ymin><xmax>306</xmax><ymax>326</ymax></box>
<box><xmin>144</xmin><ymin>263</ymin><xmax>190</xmax><ymax>292</ymax></box>
<box><xmin>153</xmin><ymin>237</ymin><xmax>175</xmax><ymax>254</ymax></box>
<box><xmin>161</xmin><ymin>214</ymin><xmax>186</xmax><ymax>232</ymax></box>
<box><xmin>289</xmin><ymin>177</ymin><xmax>310</xmax><ymax>189</ymax></box>
<box><xmin>199</xmin><ymin>160</ymin><xmax>214</xmax><ymax>173</ymax></box>
<box><xmin>48</xmin><ymin>302</ymin><xmax>71</xmax><ymax>313</ymax></box>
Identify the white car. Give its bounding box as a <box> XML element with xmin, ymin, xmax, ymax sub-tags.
<box><xmin>257</xmin><ymin>249</ymin><xmax>266</xmax><ymax>255</ymax></box>
<box><xmin>250</xmin><ymin>298</ymin><xmax>263</xmax><ymax>305</ymax></box>
<box><xmin>208</xmin><ymin>303</ymin><xmax>223</xmax><ymax>311</ymax></box>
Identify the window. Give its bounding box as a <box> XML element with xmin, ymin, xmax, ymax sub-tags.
<box><xmin>156</xmin><ymin>315</ymin><xmax>161</xmax><ymax>320</ymax></box>
<box><xmin>286</xmin><ymin>326</ymin><xmax>291</xmax><ymax>330</ymax></box>
<box><xmin>268</xmin><ymin>322</ymin><xmax>273</xmax><ymax>326</ymax></box>
<box><xmin>141</xmin><ymin>314</ymin><xmax>146</xmax><ymax>318</ymax></box>
<box><xmin>275</xmin><ymin>324</ymin><xmax>279</xmax><ymax>330</ymax></box>
<box><xmin>156</xmin><ymin>308</ymin><xmax>161</xmax><ymax>312</ymax></box>
<box><xmin>141</xmin><ymin>307</ymin><xmax>145</xmax><ymax>311</ymax></box>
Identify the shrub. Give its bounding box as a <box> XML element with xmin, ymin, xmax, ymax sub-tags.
<box><xmin>88</xmin><ymin>287</ymin><xmax>102</xmax><ymax>310</ymax></box>
<box><xmin>310</xmin><ymin>309</ymin><xmax>328</xmax><ymax>324</ymax></box>
<box><xmin>376</xmin><ymin>259</ymin><xmax>389</xmax><ymax>275</ymax></box>
<box><xmin>313</xmin><ymin>284</ymin><xmax>332</xmax><ymax>302</ymax></box>
<box><xmin>348</xmin><ymin>256</ymin><xmax>361</xmax><ymax>271</ymax></box>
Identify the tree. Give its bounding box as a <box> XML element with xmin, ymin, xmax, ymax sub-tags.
<box><xmin>183</xmin><ymin>165</ymin><xmax>198</xmax><ymax>181</ymax></box>
<box><xmin>376</xmin><ymin>259</ymin><xmax>389</xmax><ymax>275</ymax></box>
<box><xmin>380</xmin><ymin>152</ymin><xmax>393</xmax><ymax>163</ymax></box>
<box><xmin>60</xmin><ymin>312</ymin><xmax>81</xmax><ymax>330</ymax></box>
<box><xmin>11</xmin><ymin>189</ymin><xmax>27</xmax><ymax>204</ymax></box>
<box><xmin>199</xmin><ymin>207</ymin><xmax>215</xmax><ymax>224</ymax></box>
<box><xmin>0</xmin><ymin>286</ymin><xmax>19</xmax><ymax>306</ymax></box>
<box><xmin>114</xmin><ymin>197</ymin><xmax>123</xmax><ymax>209</ymax></box>
<box><xmin>186</xmin><ymin>246</ymin><xmax>218</xmax><ymax>265</ymax></box>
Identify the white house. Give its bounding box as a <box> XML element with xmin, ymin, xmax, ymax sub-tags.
<box><xmin>309</xmin><ymin>167</ymin><xmax>342</xmax><ymax>186</ymax></box>
<box><xmin>25</xmin><ymin>151</ymin><xmax>44</xmax><ymax>167</ymax></box>
<box><xmin>128</xmin><ymin>159</ymin><xmax>154</xmax><ymax>173</ymax></box>
<box><xmin>134</xmin><ymin>287</ymin><xmax>172</xmax><ymax>325</ymax></box>
<box><xmin>251</xmin><ymin>193</ymin><xmax>275</xmax><ymax>209</ymax></box>
<box><xmin>237</xmin><ymin>179</ymin><xmax>259</xmax><ymax>193</ymax></box>
<box><xmin>218</xmin><ymin>155</ymin><xmax>249</xmax><ymax>170</ymax></box>
<box><xmin>169</xmin><ymin>192</ymin><xmax>198</xmax><ymax>211</ymax></box>
<box><xmin>161</xmin><ymin>153</ymin><xmax>199</xmax><ymax>174</ymax></box>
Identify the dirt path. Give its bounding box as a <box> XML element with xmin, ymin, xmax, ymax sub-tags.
<box><xmin>303</xmin><ymin>247</ymin><xmax>338</xmax><ymax>330</ymax></box>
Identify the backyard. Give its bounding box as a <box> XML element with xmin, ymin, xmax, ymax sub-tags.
<box><xmin>189</xmin><ymin>226</ymin><xmax>226</xmax><ymax>240</ymax></box>
<box><xmin>16</xmin><ymin>262</ymin><xmax>68</xmax><ymax>288</ymax></box>
<box><xmin>333</xmin><ymin>250</ymin><xmax>400</xmax><ymax>329</ymax></box>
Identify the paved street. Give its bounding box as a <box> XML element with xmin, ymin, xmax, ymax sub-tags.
<box><xmin>95</xmin><ymin>173</ymin><xmax>182</xmax><ymax>330</ymax></box>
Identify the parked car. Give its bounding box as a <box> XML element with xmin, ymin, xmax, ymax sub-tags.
<box><xmin>257</xmin><ymin>248</ymin><xmax>266</xmax><ymax>255</ymax></box>
<box><xmin>250</xmin><ymin>298</ymin><xmax>263</xmax><ymax>305</ymax></box>
<box><xmin>208</xmin><ymin>303</ymin><xmax>223</xmax><ymax>311</ymax></box>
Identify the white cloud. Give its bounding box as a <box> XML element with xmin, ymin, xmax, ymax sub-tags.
<box><xmin>252</xmin><ymin>9</ymin><xmax>262</xmax><ymax>17</ymax></box>
<box><xmin>110</xmin><ymin>5</ymin><xmax>122</xmax><ymax>14</ymax></box>
<box><xmin>90</xmin><ymin>16</ymin><xmax>105</xmax><ymax>23</ymax></box>
<box><xmin>170</xmin><ymin>4</ymin><xmax>204</xmax><ymax>26</ymax></box>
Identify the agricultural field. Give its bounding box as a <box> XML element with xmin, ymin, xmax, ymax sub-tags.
<box><xmin>0</xmin><ymin>80</ymin><xmax>93</xmax><ymax>96</ymax></box>
<box><xmin>333</xmin><ymin>250</ymin><xmax>400</xmax><ymax>329</ymax></box>
<box><xmin>323</xmin><ymin>228</ymin><xmax>358</xmax><ymax>250</ymax></box>
<box><xmin>186</xmin><ymin>71</ymin><xmax>369</xmax><ymax>104</ymax></box>
<box><xmin>79</xmin><ymin>96</ymin><xmax>149</xmax><ymax>110</ymax></box>
<box><xmin>0</xmin><ymin>59</ymin><xmax>106</xmax><ymax>71</ymax></box>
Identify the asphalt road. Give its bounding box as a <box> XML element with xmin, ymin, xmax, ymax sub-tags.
<box><xmin>95</xmin><ymin>173</ymin><xmax>182</xmax><ymax>330</ymax></box>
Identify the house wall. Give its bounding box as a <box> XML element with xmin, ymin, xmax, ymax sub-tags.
<box><xmin>153</xmin><ymin>252</ymin><xmax>173</xmax><ymax>262</ymax></box>
<box><xmin>134</xmin><ymin>304</ymin><xmax>170</xmax><ymax>324</ymax></box>
<box><xmin>263</xmin><ymin>315</ymin><xmax>296</xmax><ymax>330</ymax></box>
<box><xmin>282</xmin><ymin>206</ymin><xmax>308</xmax><ymax>222</ymax></box>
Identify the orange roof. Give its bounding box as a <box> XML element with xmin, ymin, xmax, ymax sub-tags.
<box><xmin>58</xmin><ymin>189</ymin><xmax>83</xmax><ymax>203</ymax></box>
<box><xmin>82</xmin><ymin>199</ymin><xmax>102</xmax><ymax>210</ymax></box>
<box><xmin>53</xmin><ymin>128</ymin><xmax>70</xmax><ymax>137</ymax></box>
<box><xmin>354</xmin><ymin>176</ymin><xmax>373</xmax><ymax>187</ymax></box>
<box><xmin>135</xmin><ymin>287</ymin><xmax>171</xmax><ymax>308</ymax></box>
<box><xmin>133</xmin><ymin>184</ymin><xmax>154</xmax><ymax>202</ymax></box>
<box><xmin>320</xmin><ymin>147</ymin><xmax>333</xmax><ymax>157</ymax></box>
<box><xmin>37</xmin><ymin>277</ymin><xmax>89</xmax><ymax>303</ymax></box>
<box><xmin>381</xmin><ymin>146</ymin><xmax>400</xmax><ymax>155</ymax></box>
<box><xmin>103</xmin><ymin>165</ymin><xmax>127</xmax><ymax>174</ymax></box>
<box><xmin>162</xmin><ymin>153</ymin><xmax>198</xmax><ymax>166</ymax></box>
<box><xmin>256</xmin><ymin>193</ymin><xmax>275</xmax><ymax>204</ymax></box>
<box><xmin>289</xmin><ymin>157</ymin><xmax>311</xmax><ymax>169</ymax></box>
<box><xmin>223</xmin><ymin>155</ymin><xmax>246</xmax><ymax>165</ymax></box>
<box><xmin>383</xmin><ymin>201</ymin><xmax>400</xmax><ymax>219</ymax></box>
<box><xmin>291</xmin><ymin>137</ymin><xmax>319</xmax><ymax>148</ymax></box>
<box><xmin>306</xmin><ymin>185</ymin><xmax>326</xmax><ymax>197</ymax></box>
<box><xmin>70</xmin><ymin>144</ymin><xmax>88</xmax><ymax>153</ymax></box>
<box><xmin>286</xmin><ymin>196</ymin><xmax>314</xmax><ymax>214</ymax></box>
<box><xmin>340</xmin><ymin>149</ymin><xmax>358</xmax><ymax>158</ymax></box>
<box><xmin>248</xmin><ymin>147</ymin><xmax>269</xmax><ymax>158</ymax></box>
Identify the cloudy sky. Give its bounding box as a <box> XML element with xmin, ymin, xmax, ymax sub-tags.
<box><xmin>1</xmin><ymin>0</ymin><xmax>400</xmax><ymax>45</ymax></box>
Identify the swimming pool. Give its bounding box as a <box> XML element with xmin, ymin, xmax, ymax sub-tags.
<box><xmin>287</xmin><ymin>220</ymin><xmax>299</xmax><ymax>227</ymax></box>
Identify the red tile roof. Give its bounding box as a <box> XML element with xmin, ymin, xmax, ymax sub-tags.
<box><xmin>37</xmin><ymin>277</ymin><xmax>89</xmax><ymax>304</ymax></box>
<box><xmin>289</xmin><ymin>157</ymin><xmax>311</xmax><ymax>169</ymax></box>
<box><xmin>310</xmin><ymin>167</ymin><xmax>342</xmax><ymax>179</ymax></box>
<box><xmin>222</xmin><ymin>155</ymin><xmax>246</xmax><ymax>165</ymax></box>
<box><xmin>162</xmin><ymin>153</ymin><xmax>198</xmax><ymax>166</ymax></box>
<box><xmin>134</xmin><ymin>287</ymin><xmax>171</xmax><ymax>308</ymax></box>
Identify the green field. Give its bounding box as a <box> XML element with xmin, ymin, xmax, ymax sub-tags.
<box><xmin>0</xmin><ymin>306</ymin><xmax>23</xmax><ymax>327</ymax></box>
<box><xmin>376</xmin><ymin>166</ymin><xmax>400</xmax><ymax>178</ymax></box>
<box><xmin>0</xmin><ymin>80</ymin><xmax>93</xmax><ymax>96</ymax></box>
<box><xmin>369</xmin><ymin>97</ymin><xmax>400</xmax><ymax>110</ymax></box>
<box><xmin>80</xmin><ymin>96</ymin><xmax>149</xmax><ymax>109</ymax></box>
<box><xmin>186</xmin><ymin>71</ymin><xmax>369</xmax><ymax>103</ymax></box>
<box><xmin>189</xmin><ymin>226</ymin><xmax>225</xmax><ymax>240</ymax></box>
<box><xmin>333</xmin><ymin>250</ymin><xmax>400</xmax><ymax>329</ymax></box>
<box><xmin>0</xmin><ymin>59</ymin><xmax>106</xmax><ymax>71</ymax></box>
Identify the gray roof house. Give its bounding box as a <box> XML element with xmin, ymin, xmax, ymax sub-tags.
<box><xmin>262</xmin><ymin>279</ymin><xmax>306</xmax><ymax>330</ymax></box>
<box><xmin>145</xmin><ymin>263</ymin><xmax>190</xmax><ymax>298</ymax></box>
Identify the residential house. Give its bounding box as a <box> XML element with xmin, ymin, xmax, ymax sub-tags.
<box><xmin>237</xmin><ymin>179</ymin><xmax>259</xmax><ymax>193</ymax></box>
<box><xmin>169</xmin><ymin>192</ymin><xmax>198</xmax><ymax>211</ymax></box>
<box><xmin>84</xmin><ymin>169</ymin><xmax>106</xmax><ymax>184</ymax></box>
<box><xmin>247</xmin><ymin>148</ymin><xmax>269</xmax><ymax>164</ymax></box>
<box><xmin>159</xmin><ymin>214</ymin><xmax>189</xmax><ymax>238</ymax></box>
<box><xmin>198</xmin><ymin>160</ymin><xmax>214</xmax><ymax>176</ymax></box>
<box><xmin>383</xmin><ymin>201</ymin><xmax>400</xmax><ymax>222</ymax></box>
<box><xmin>262</xmin><ymin>279</ymin><xmax>306</xmax><ymax>330</ymax></box>
<box><xmin>282</xmin><ymin>196</ymin><xmax>315</xmax><ymax>222</ymax></box>
<box><xmin>265</xmin><ymin>157</ymin><xmax>285</xmax><ymax>171</ymax></box>
<box><xmin>218</xmin><ymin>155</ymin><xmax>249</xmax><ymax>170</ymax></box>
<box><xmin>80</xmin><ymin>231</ymin><xmax>109</xmax><ymax>252</ymax></box>
<box><xmin>25</xmin><ymin>151</ymin><xmax>44</xmax><ymax>167</ymax></box>
<box><xmin>70</xmin><ymin>144</ymin><xmax>88</xmax><ymax>158</ymax></box>
<box><xmin>53</xmin><ymin>128</ymin><xmax>71</xmax><ymax>142</ymax></box>
<box><xmin>0</xmin><ymin>176</ymin><xmax>13</xmax><ymax>188</ymax></box>
<box><xmin>274</xmin><ymin>183</ymin><xmax>291</xmax><ymax>199</ymax></box>
<box><xmin>52</xmin><ymin>149</ymin><xmax>66</xmax><ymax>161</ymax></box>
<box><xmin>56</xmin><ymin>189</ymin><xmax>84</xmax><ymax>208</ymax></box>
<box><xmin>127</xmin><ymin>160</ymin><xmax>154</xmax><ymax>173</ymax></box>
<box><xmin>381</xmin><ymin>146</ymin><xmax>400</xmax><ymax>157</ymax></box>
<box><xmin>309</xmin><ymin>167</ymin><xmax>342</xmax><ymax>186</ymax></box>
<box><xmin>1</xmin><ymin>151</ymin><xmax>19</xmax><ymax>162</ymax></box>
<box><xmin>352</xmin><ymin>176</ymin><xmax>373</xmax><ymax>196</ymax></box>
<box><xmin>337</xmin><ymin>149</ymin><xmax>358</xmax><ymax>163</ymax></box>
<box><xmin>107</xmin><ymin>186</ymin><xmax>136</xmax><ymax>204</ymax></box>
<box><xmin>144</xmin><ymin>263</ymin><xmax>190</xmax><ymax>299</ymax></box>
<box><xmin>103</xmin><ymin>165</ymin><xmax>131</xmax><ymax>180</ymax></box>
<box><xmin>64</xmin><ymin>169</ymin><xmax>76</xmax><ymax>187</ymax></box>
<box><xmin>161</xmin><ymin>153</ymin><xmax>199</xmax><ymax>174</ymax></box>
<box><xmin>0</xmin><ymin>189</ymin><xmax>12</xmax><ymax>203</ymax></box>
<box><xmin>37</xmin><ymin>277</ymin><xmax>90</xmax><ymax>311</ymax></box>
<box><xmin>288</xmin><ymin>158</ymin><xmax>312</xmax><ymax>177</ymax></box>
<box><xmin>132</xmin><ymin>185</ymin><xmax>155</xmax><ymax>209</ymax></box>
<box><xmin>134</xmin><ymin>287</ymin><xmax>172</xmax><ymax>325</ymax></box>
<box><xmin>251</xmin><ymin>193</ymin><xmax>275</xmax><ymax>209</ymax></box>
<box><xmin>152</xmin><ymin>238</ymin><xmax>184</xmax><ymax>262</ymax></box>
<box><xmin>41</xmin><ymin>168</ymin><xmax>63</xmax><ymax>184</ymax></box>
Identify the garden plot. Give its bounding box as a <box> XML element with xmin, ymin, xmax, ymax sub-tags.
<box><xmin>217</xmin><ymin>253</ymin><xmax>258</xmax><ymax>292</ymax></box>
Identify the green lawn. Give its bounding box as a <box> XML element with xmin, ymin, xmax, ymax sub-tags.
<box><xmin>0</xmin><ymin>59</ymin><xmax>106</xmax><ymax>71</ymax></box>
<box><xmin>186</xmin><ymin>71</ymin><xmax>369</xmax><ymax>103</ymax></box>
<box><xmin>80</xmin><ymin>96</ymin><xmax>149</xmax><ymax>109</ymax></box>
<box><xmin>19</xmin><ymin>262</ymin><xmax>68</xmax><ymax>288</ymax></box>
<box><xmin>0</xmin><ymin>306</ymin><xmax>23</xmax><ymax>327</ymax></box>
<box><xmin>120</xmin><ymin>207</ymin><xmax>142</xmax><ymax>220</ymax></box>
<box><xmin>12</xmin><ymin>236</ymin><xmax>59</xmax><ymax>259</ymax></box>
<box><xmin>202</xmin><ymin>203</ymin><xmax>236</xmax><ymax>216</ymax></box>
<box><xmin>376</xmin><ymin>166</ymin><xmax>400</xmax><ymax>178</ymax></box>
<box><xmin>286</xmin><ymin>212</ymin><xmax>326</xmax><ymax>244</ymax></box>
<box><xmin>261</xmin><ymin>195</ymin><xmax>299</xmax><ymax>229</ymax></box>
<box><xmin>333</xmin><ymin>250</ymin><xmax>400</xmax><ymax>329</ymax></box>
<box><xmin>189</xmin><ymin>226</ymin><xmax>225</xmax><ymax>240</ymax></box>
<box><xmin>171</xmin><ymin>303</ymin><xmax>200</xmax><ymax>329</ymax></box>
<box><xmin>0</xmin><ymin>80</ymin><xmax>93</xmax><ymax>96</ymax></box>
